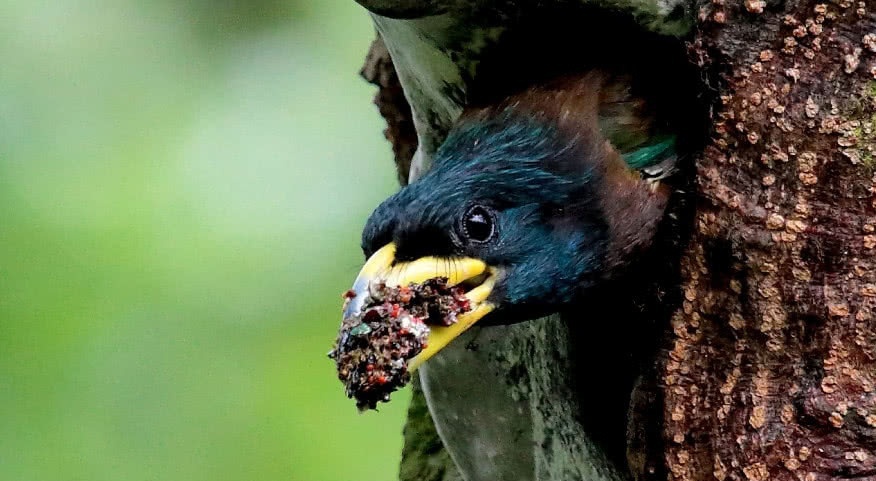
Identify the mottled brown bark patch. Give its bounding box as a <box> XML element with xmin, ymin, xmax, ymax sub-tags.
<box><xmin>662</xmin><ymin>1</ymin><xmax>876</xmax><ymax>481</ymax></box>
<box><xmin>360</xmin><ymin>35</ymin><xmax>418</xmax><ymax>185</ymax></box>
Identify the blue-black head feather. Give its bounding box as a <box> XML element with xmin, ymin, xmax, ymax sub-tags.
<box><xmin>361</xmin><ymin>73</ymin><xmax>670</xmax><ymax>324</ymax></box>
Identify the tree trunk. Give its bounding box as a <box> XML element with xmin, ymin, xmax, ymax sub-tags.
<box><xmin>358</xmin><ymin>1</ymin><xmax>876</xmax><ymax>480</ymax></box>
<box><xmin>657</xmin><ymin>2</ymin><xmax>876</xmax><ymax>480</ymax></box>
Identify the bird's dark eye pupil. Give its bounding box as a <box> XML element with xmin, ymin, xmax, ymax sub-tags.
<box><xmin>463</xmin><ymin>206</ymin><xmax>495</xmax><ymax>243</ymax></box>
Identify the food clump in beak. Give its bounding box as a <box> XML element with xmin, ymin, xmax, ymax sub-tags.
<box><xmin>328</xmin><ymin>278</ymin><xmax>471</xmax><ymax>411</ymax></box>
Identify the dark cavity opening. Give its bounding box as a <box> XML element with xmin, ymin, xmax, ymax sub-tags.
<box><xmin>467</xmin><ymin>4</ymin><xmax>711</xmax><ymax>167</ymax></box>
<box><xmin>461</xmin><ymin>6</ymin><xmax>711</xmax><ymax>477</ymax></box>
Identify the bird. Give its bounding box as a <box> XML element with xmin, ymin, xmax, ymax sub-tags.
<box><xmin>342</xmin><ymin>70</ymin><xmax>682</xmax><ymax>480</ymax></box>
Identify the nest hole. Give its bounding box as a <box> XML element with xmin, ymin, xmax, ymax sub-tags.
<box><xmin>467</xmin><ymin>4</ymin><xmax>711</xmax><ymax>168</ymax></box>
<box><xmin>459</xmin><ymin>6</ymin><xmax>713</xmax><ymax>471</ymax></box>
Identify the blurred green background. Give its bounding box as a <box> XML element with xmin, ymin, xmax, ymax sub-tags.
<box><xmin>0</xmin><ymin>1</ymin><xmax>410</xmax><ymax>480</ymax></box>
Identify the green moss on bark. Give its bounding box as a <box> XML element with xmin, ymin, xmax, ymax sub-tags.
<box><xmin>398</xmin><ymin>378</ymin><xmax>462</xmax><ymax>481</ymax></box>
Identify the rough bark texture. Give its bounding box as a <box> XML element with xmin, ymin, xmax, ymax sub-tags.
<box><xmin>657</xmin><ymin>2</ymin><xmax>876</xmax><ymax>481</ymax></box>
<box><xmin>359</xmin><ymin>1</ymin><xmax>876</xmax><ymax>479</ymax></box>
<box><xmin>360</xmin><ymin>35</ymin><xmax>418</xmax><ymax>186</ymax></box>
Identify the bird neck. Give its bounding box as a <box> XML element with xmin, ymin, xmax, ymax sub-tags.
<box><xmin>418</xmin><ymin>314</ymin><xmax>628</xmax><ymax>481</ymax></box>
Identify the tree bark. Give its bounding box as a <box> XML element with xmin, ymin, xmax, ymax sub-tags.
<box><xmin>358</xmin><ymin>1</ymin><xmax>876</xmax><ymax>480</ymax></box>
<box><xmin>658</xmin><ymin>2</ymin><xmax>876</xmax><ymax>481</ymax></box>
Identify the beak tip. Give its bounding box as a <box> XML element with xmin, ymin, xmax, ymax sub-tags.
<box><xmin>341</xmin><ymin>243</ymin><xmax>497</xmax><ymax>373</ymax></box>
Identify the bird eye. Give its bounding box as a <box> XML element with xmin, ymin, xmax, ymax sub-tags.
<box><xmin>461</xmin><ymin>205</ymin><xmax>496</xmax><ymax>243</ymax></box>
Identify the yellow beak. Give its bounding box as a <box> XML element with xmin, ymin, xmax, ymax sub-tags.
<box><xmin>343</xmin><ymin>243</ymin><xmax>496</xmax><ymax>371</ymax></box>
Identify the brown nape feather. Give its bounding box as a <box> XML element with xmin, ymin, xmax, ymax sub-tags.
<box><xmin>464</xmin><ymin>71</ymin><xmax>661</xmax><ymax>157</ymax></box>
<box><xmin>543</xmin><ymin>74</ymin><xmax>669</xmax><ymax>272</ymax></box>
<box><xmin>597</xmin><ymin>76</ymin><xmax>659</xmax><ymax>152</ymax></box>
<box><xmin>464</xmin><ymin>71</ymin><xmax>671</xmax><ymax>271</ymax></box>
<box><xmin>597</xmin><ymin>144</ymin><xmax>670</xmax><ymax>272</ymax></box>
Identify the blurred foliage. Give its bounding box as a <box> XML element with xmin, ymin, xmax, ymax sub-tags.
<box><xmin>0</xmin><ymin>1</ymin><xmax>409</xmax><ymax>480</ymax></box>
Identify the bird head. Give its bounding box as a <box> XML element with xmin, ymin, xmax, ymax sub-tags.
<box><xmin>344</xmin><ymin>74</ymin><xmax>671</xmax><ymax>370</ymax></box>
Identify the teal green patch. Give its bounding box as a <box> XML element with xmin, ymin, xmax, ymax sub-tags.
<box><xmin>350</xmin><ymin>323</ymin><xmax>373</xmax><ymax>336</ymax></box>
<box><xmin>624</xmin><ymin>136</ymin><xmax>677</xmax><ymax>170</ymax></box>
